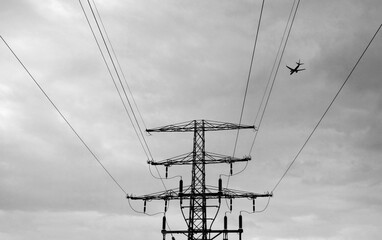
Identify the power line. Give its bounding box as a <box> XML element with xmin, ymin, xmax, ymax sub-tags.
<box><xmin>272</xmin><ymin>23</ymin><xmax>382</xmax><ymax>192</ymax></box>
<box><xmin>224</xmin><ymin>0</ymin><xmax>267</xmax><ymax>212</ymax></box>
<box><xmin>249</xmin><ymin>0</ymin><xmax>300</xmax><ymax>155</ymax></box>
<box><xmin>78</xmin><ymin>0</ymin><xmax>151</xmax><ymax>160</ymax></box>
<box><xmin>1</xmin><ymin>35</ymin><xmax>127</xmax><ymax>196</ymax></box>
<box><xmin>80</xmin><ymin>0</ymin><xmax>168</xmax><ymax>191</ymax></box>
<box><xmin>239</xmin><ymin>196</ymin><xmax>271</xmax><ymax>214</ymax></box>
<box><xmin>127</xmin><ymin>198</ymin><xmax>165</xmax><ymax>216</ymax></box>
<box><xmin>232</xmin><ymin>0</ymin><xmax>266</xmax><ymax>157</ymax></box>
<box><xmin>91</xmin><ymin>0</ymin><xmax>149</xmax><ymax>131</ymax></box>
<box><xmin>84</xmin><ymin>0</ymin><xmax>153</xmax><ymax>160</ymax></box>
<box><xmin>89</xmin><ymin>0</ymin><xmax>167</xmax><ymax>185</ymax></box>
<box><xmin>227</xmin><ymin>0</ymin><xmax>299</xmax><ymax>209</ymax></box>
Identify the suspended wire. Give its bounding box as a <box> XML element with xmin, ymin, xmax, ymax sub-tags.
<box><xmin>127</xmin><ymin>198</ymin><xmax>165</xmax><ymax>216</ymax></box>
<box><xmin>148</xmin><ymin>164</ymin><xmax>182</xmax><ymax>180</ymax></box>
<box><xmin>84</xmin><ymin>0</ymin><xmax>153</xmax><ymax>160</ymax></box>
<box><xmin>272</xmin><ymin>23</ymin><xmax>382</xmax><ymax>193</ymax></box>
<box><xmin>179</xmin><ymin>200</ymin><xmax>189</xmax><ymax>230</ymax></box>
<box><xmin>231</xmin><ymin>161</ymin><xmax>249</xmax><ymax>177</ymax></box>
<box><xmin>80</xmin><ymin>0</ymin><xmax>168</xmax><ymax>191</ymax></box>
<box><xmin>253</xmin><ymin>0</ymin><xmax>297</xmax><ymax>129</ymax></box>
<box><xmin>78</xmin><ymin>0</ymin><xmax>150</xmax><ymax>159</ymax></box>
<box><xmin>128</xmin><ymin>198</ymin><xmax>175</xmax><ymax>239</ymax></box>
<box><xmin>86</xmin><ymin>0</ymin><xmax>166</xmax><ymax>186</ymax></box>
<box><xmin>232</xmin><ymin>0</ymin><xmax>266</xmax><ymax>158</ymax></box>
<box><xmin>220</xmin><ymin>161</ymin><xmax>249</xmax><ymax>209</ymax></box>
<box><xmin>208</xmin><ymin>200</ymin><xmax>221</xmax><ymax>229</ymax></box>
<box><xmin>166</xmin><ymin>221</ymin><xmax>176</xmax><ymax>240</ymax></box>
<box><xmin>249</xmin><ymin>0</ymin><xmax>300</xmax><ymax>155</ymax></box>
<box><xmin>239</xmin><ymin>196</ymin><xmax>271</xmax><ymax>214</ymax></box>
<box><xmin>91</xmin><ymin>0</ymin><xmax>149</xmax><ymax>132</ymax></box>
<box><xmin>208</xmin><ymin>200</ymin><xmax>221</xmax><ymax>240</ymax></box>
<box><xmin>256</xmin><ymin>196</ymin><xmax>271</xmax><ymax>213</ymax></box>
<box><xmin>221</xmin><ymin>1</ymin><xmax>300</xmax><ymax>213</ymax></box>
<box><xmin>224</xmin><ymin>0</ymin><xmax>266</xmax><ymax>211</ymax></box>
<box><xmin>224</xmin><ymin>1</ymin><xmax>300</xmax><ymax>204</ymax></box>
<box><xmin>1</xmin><ymin>35</ymin><xmax>127</xmax><ymax>196</ymax></box>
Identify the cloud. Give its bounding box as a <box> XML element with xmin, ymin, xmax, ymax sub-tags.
<box><xmin>0</xmin><ymin>210</ymin><xmax>159</xmax><ymax>240</ymax></box>
<box><xmin>1</xmin><ymin>0</ymin><xmax>382</xmax><ymax>240</ymax></box>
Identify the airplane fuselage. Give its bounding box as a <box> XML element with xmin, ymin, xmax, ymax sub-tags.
<box><xmin>286</xmin><ymin>61</ymin><xmax>305</xmax><ymax>75</ymax></box>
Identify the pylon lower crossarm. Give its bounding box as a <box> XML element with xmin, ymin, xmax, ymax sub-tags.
<box><xmin>162</xmin><ymin>229</ymin><xmax>243</xmax><ymax>234</ymax></box>
<box><xmin>126</xmin><ymin>186</ymin><xmax>272</xmax><ymax>201</ymax></box>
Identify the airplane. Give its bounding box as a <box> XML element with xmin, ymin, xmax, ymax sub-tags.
<box><xmin>286</xmin><ymin>59</ymin><xmax>306</xmax><ymax>75</ymax></box>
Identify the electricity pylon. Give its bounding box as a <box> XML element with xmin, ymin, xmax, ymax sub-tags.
<box><xmin>127</xmin><ymin>119</ymin><xmax>272</xmax><ymax>240</ymax></box>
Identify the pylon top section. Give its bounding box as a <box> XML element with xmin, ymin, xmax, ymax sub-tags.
<box><xmin>146</xmin><ymin>119</ymin><xmax>256</xmax><ymax>133</ymax></box>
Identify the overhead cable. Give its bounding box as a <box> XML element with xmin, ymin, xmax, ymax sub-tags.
<box><xmin>1</xmin><ymin>35</ymin><xmax>127</xmax><ymax>196</ymax></box>
<box><xmin>78</xmin><ymin>0</ymin><xmax>151</xmax><ymax>159</ymax></box>
<box><xmin>91</xmin><ymin>0</ymin><xmax>149</xmax><ymax>131</ymax></box>
<box><xmin>249</xmin><ymin>0</ymin><xmax>301</xmax><ymax>155</ymax></box>
<box><xmin>272</xmin><ymin>23</ymin><xmax>382</xmax><ymax>192</ymax></box>
<box><xmin>80</xmin><ymin>0</ymin><xmax>168</xmax><ymax>191</ymax></box>
<box><xmin>232</xmin><ymin>0</ymin><xmax>266</xmax><ymax>157</ymax></box>
<box><xmin>89</xmin><ymin>0</ymin><xmax>167</xmax><ymax>187</ymax></box>
<box><xmin>84</xmin><ymin>0</ymin><xmax>153</xmax><ymax>160</ymax></box>
<box><xmin>226</xmin><ymin>0</ymin><xmax>267</xmax><ymax>210</ymax></box>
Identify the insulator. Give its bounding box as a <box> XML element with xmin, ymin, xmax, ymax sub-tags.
<box><xmin>230</xmin><ymin>163</ymin><xmax>233</xmax><ymax>175</ymax></box>
<box><xmin>230</xmin><ymin>199</ymin><xmax>233</xmax><ymax>211</ymax></box>
<box><xmin>165</xmin><ymin>167</ymin><xmax>168</xmax><ymax>178</ymax></box>
<box><xmin>224</xmin><ymin>215</ymin><xmax>227</xmax><ymax>230</ymax></box>
<box><xmin>218</xmin><ymin>178</ymin><xmax>222</xmax><ymax>193</ymax></box>
<box><xmin>179</xmin><ymin>179</ymin><xmax>183</xmax><ymax>194</ymax></box>
<box><xmin>252</xmin><ymin>198</ymin><xmax>256</xmax><ymax>212</ymax></box>
<box><xmin>239</xmin><ymin>214</ymin><xmax>243</xmax><ymax>229</ymax></box>
<box><xmin>162</xmin><ymin>216</ymin><xmax>166</xmax><ymax>230</ymax></box>
<box><xmin>143</xmin><ymin>200</ymin><xmax>147</xmax><ymax>213</ymax></box>
<box><xmin>164</xmin><ymin>200</ymin><xmax>168</xmax><ymax>212</ymax></box>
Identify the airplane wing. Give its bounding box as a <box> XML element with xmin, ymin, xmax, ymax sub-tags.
<box><xmin>286</xmin><ymin>66</ymin><xmax>293</xmax><ymax>70</ymax></box>
<box><xmin>297</xmin><ymin>68</ymin><xmax>306</xmax><ymax>72</ymax></box>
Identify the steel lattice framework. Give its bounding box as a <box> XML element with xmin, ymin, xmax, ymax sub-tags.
<box><xmin>127</xmin><ymin>120</ymin><xmax>272</xmax><ymax>240</ymax></box>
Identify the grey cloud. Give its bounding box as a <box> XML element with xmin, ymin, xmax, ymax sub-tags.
<box><xmin>1</xmin><ymin>1</ymin><xmax>382</xmax><ymax>240</ymax></box>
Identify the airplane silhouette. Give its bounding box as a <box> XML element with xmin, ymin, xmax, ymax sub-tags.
<box><xmin>286</xmin><ymin>59</ymin><xmax>306</xmax><ymax>75</ymax></box>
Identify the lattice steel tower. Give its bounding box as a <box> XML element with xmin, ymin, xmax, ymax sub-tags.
<box><xmin>127</xmin><ymin>119</ymin><xmax>272</xmax><ymax>240</ymax></box>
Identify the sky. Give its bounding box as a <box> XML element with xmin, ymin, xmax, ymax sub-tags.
<box><xmin>1</xmin><ymin>0</ymin><xmax>382</xmax><ymax>239</ymax></box>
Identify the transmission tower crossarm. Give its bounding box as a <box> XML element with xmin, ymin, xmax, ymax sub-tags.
<box><xmin>126</xmin><ymin>187</ymin><xmax>179</xmax><ymax>200</ymax></box>
<box><xmin>146</xmin><ymin>119</ymin><xmax>256</xmax><ymax>133</ymax></box>
<box><xmin>220</xmin><ymin>187</ymin><xmax>273</xmax><ymax>199</ymax></box>
<box><xmin>148</xmin><ymin>152</ymin><xmax>251</xmax><ymax>166</ymax></box>
<box><xmin>126</xmin><ymin>185</ymin><xmax>272</xmax><ymax>201</ymax></box>
<box><xmin>162</xmin><ymin>229</ymin><xmax>242</xmax><ymax>234</ymax></box>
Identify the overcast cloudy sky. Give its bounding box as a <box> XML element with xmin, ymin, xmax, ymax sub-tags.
<box><xmin>1</xmin><ymin>0</ymin><xmax>382</xmax><ymax>239</ymax></box>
